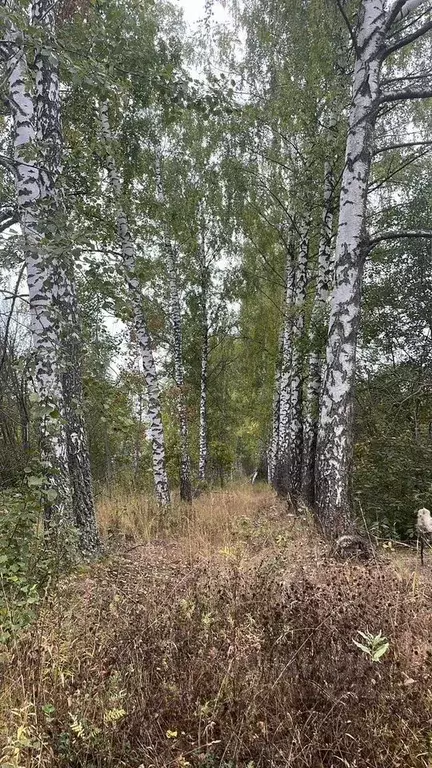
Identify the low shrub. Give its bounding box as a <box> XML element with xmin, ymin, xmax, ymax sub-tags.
<box><xmin>2</xmin><ymin>539</ymin><xmax>432</xmax><ymax>767</ymax></box>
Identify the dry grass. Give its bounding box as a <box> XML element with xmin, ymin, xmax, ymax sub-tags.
<box><xmin>96</xmin><ymin>482</ymin><xmax>301</xmax><ymax>560</ymax></box>
<box><xmin>2</xmin><ymin>484</ymin><xmax>432</xmax><ymax>768</ymax></box>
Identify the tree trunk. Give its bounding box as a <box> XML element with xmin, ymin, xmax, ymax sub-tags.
<box><xmin>198</xmin><ymin>238</ymin><xmax>209</xmax><ymax>485</ymax></box>
<box><xmin>32</xmin><ymin>0</ymin><xmax>100</xmax><ymax>555</ymax></box>
<box><xmin>302</xmin><ymin>162</ymin><xmax>334</xmax><ymax>505</ymax></box>
<box><xmin>315</xmin><ymin>0</ymin><xmax>386</xmax><ymax>537</ymax></box>
<box><xmin>199</xmin><ymin>319</ymin><xmax>208</xmax><ymax>483</ymax></box>
<box><xmin>268</xmin><ymin>325</ymin><xmax>284</xmax><ymax>484</ymax></box>
<box><xmin>274</xmin><ymin>238</ymin><xmax>295</xmax><ymax>497</ymax></box>
<box><xmin>286</xmin><ymin>221</ymin><xmax>309</xmax><ymax>499</ymax></box>
<box><xmin>155</xmin><ymin>151</ymin><xmax>192</xmax><ymax>502</ymax></box>
<box><xmin>61</xmin><ymin>291</ymin><xmax>100</xmax><ymax>554</ymax></box>
<box><xmin>99</xmin><ymin>102</ymin><xmax>170</xmax><ymax>506</ymax></box>
<box><xmin>4</xmin><ymin>2</ymin><xmax>73</xmax><ymax>532</ymax></box>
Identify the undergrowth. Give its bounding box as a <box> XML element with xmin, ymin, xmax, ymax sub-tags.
<box><xmin>1</xmin><ymin>485</ymin><xmax>432</xmax><ymax>767</ymax></box>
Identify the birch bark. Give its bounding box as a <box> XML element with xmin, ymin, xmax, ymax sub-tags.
<box><xmin>155</xmin><ymin>151</ymin><xmax>192</xmax><ymax>502</ymax></box>
<box><xmin>302</xmin><ymin>162</ymin><xmax>334</xmax><ymax>505</ymax></box>
<box><xmin>273</xmin><ymin>238</ymin><xmax>295</xmax><ymax>497</ymax></box>
<box><xmin>100</xmin><ymin>103</ymin><xmax>170</xmax><ymax>506</ymax></box>
<box><xmin>199</xmin><ymin>317</ymin><xmax>208</xmax><ymax>483</ymax></box>
<box><xmin>286</xmin><ymin>222</ymin><xmax>309</xmax><ymax>498</ymax></box>
<box><xmin>3</xmin><ymin>0</ymin><xmax>73</xmax><ymax>531</ymax></box>
<box><xmin>32</xmin><ymin>0</ymin><xmax>100</xmax><ymax>554</ymax></box>
<box><xmin>267</xmin><ymin>325</ymin><xmax>284</xmax><ymax>484</ymax></box>
<box><xmin>315</xmin><ymin>0</ymin><xmax>387</xmax><ymax>536</ymax></box>
<box><xmin>198</xmin><ymin>234</ymin><xmax>209</xmax><ymax>484</ymax></box>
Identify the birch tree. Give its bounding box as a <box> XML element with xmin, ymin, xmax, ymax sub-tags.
<box><xmin>315</xmin><ymin>0</ymin><xmax>432</xmax><ymax>537</ymax></box>
<box><xmin>267</xmin><ymin>325</ymin><xmax>283</xmax><ymax>484</ymax></box>
<box><xmin>32</xmin><ymin>0</ymin><xmax>100</xmax><ymax>554</ymax></box>
<box><xmin>99</xmin><ymin>102</ymin><xmax>170</xmax><ymax>507</ymax></box>
<box><xmin>2</xmin><ymin>0</ymin><xmax>74</xmax><ymax>534</ymax></box>
<box><xmin>155</xmin><ymin>148</ymin><xmax>192</xmax><ymax>502</ymax></box>
<box><xmin>302</xmin><ymin>162</ymin><xmax>334</xmax><ymax>505</ymax></box>
<box><xmin>287</xmin><ymin>221</ymin><xmax>309</xmax><ymax>498</ymax></box>
<box><xmin>273</xmin><ymin>238</ymin><xmax>295</xmax><ymax>497</ymax></box>
<box><xmin>198</xmin><ymin>229</ymin><xmax>209</xmax><ymax>483</ymax></box>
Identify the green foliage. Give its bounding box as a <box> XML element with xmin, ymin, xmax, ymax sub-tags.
<box><xmin>354</xmin><ymin>370</ymin><xmax>432</xmax><ymax>539</ymax></box>
<box><xmin>0</xmin><ymin>492</ymin><xmax>52</xmax><ymax>644</ymax></box>
<box><xmin>356</xmin><ymin>161</ymin><xmax>432</xmax><ymax>538</ymax></box>
<box><xmin>353</xmin><ymin>630</ymin><xmax>390</xmax><ymax>663</ymax></box>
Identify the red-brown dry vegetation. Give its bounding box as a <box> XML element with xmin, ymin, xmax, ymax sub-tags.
<box><xmin>2</xmin><ymin>485</ymin><xmax>432</xmax><ymax>767</ymax></box>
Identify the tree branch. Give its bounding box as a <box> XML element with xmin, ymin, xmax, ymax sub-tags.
<box><xmin>383</xmin><ymin>16</ymin><xmax>432</xmax><ymax>59</ymax></box>
<box><xmin>335</xmin><ymin>0</ymin><xmax>360</xmax><ymax>57</ymax></box>
<box><xmin>0</xmin><ymin>154</ymin><xmax>17</xmax><ymax>175</ymax></box>
<box><xmin>0</xmin><ymin>215</ymin><xmax>18</xmax><ymax>233</ymax></box>
<box><xmin>382</xmin><ymin>69</ymin><xmax>432</xmax><ymax>86</ymax></box>
<box><xmin>380</xmin><ymin>86</ymin><xmax>432</xmax><ymax>103</ymax></box>
<box><xmin>386</xmin><ymin>0</ymin><xmax>411</xmax><ymax>29</ymax></box>
<box><xmin>388</xmin><ymin>0</ymin><xmax>428</xmax><ymax>26</ymax></box>
<box><xmin>369</xmin><ymin>147</ymin><xmax>432</xmax><ymax>191</ymax></box>
<box><xmin>369</xmin><ymin>229</ymin><xmax>432</xmax><ymax>248</ymax></box>
<box><xmin>373</xmin><ymin>140</ymin><xmax>432</xmax><ymax>155</ymax></box>
<box><xmin>0</xmin><ymin>263</ymin><xmax>26</xmax><ymax>373</ymax></box>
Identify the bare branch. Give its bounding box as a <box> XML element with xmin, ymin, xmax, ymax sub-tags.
<box><xmin>380</xmin><ymin>86</ymin><xmax>432</xmax><ymax>103</ymax></box>
<box><xmin>0</xmin><ymin>263</ymin><xmax>26</xmax><ymax>373</ymax></box>
<box><xmin>369</xmin><ymin>229</ymin><xmax>432</xmax><ymax>248</ymax></box>
<box><xmin>386</xmin><ymin>0</ymin><xmax>412</xmax><ymax>29</ymax></box>
<box><xmin>373</xmin><ymin>140</ymin><xmax>432</xmax><ymax>155</ymax></box>
<box><xmin>0</xmin><ymin>154</ymin><xmax>16</xmax><ymax>175</ymax></box>
<box><xmin>335</xmin><ymin>0</ymin><xmax>360</xmax><ymax>56</ymax></box>
<box><xmin>388</xmin><ymin>0</ymin><xmax>428</xmax><ymax>26</ymax></box>
<box><xmin>369</xmin><ymin>147</ymin><xmax>432</xmax><ymax>192</ymax></box>
<box><xmin>383</xmin><ymin>16</ymin><xmax>432</xmax><ymax>59</ymax></box>
<box><xmin>382</xmin><ymin>69</ymin><xmax>432</xmax><ymax>86</ymax></box>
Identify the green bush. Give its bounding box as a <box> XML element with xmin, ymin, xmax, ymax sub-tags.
<box><xmin>0</xmin><ymin>491</ymin><xmax>55</xmax><ymax>644</ymax></box>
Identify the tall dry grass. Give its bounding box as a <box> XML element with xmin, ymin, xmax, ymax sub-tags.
<box><xmin>96</xmin><ymin>482</ymin><xmax>285</xmax><ymax>559</ymax></box>
<box><xmin>2</xmin><ymin>484</ymin><xmax>432</xmax><ymax>768</ymax></box>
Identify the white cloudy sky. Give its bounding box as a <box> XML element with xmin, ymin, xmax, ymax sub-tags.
<box><xmin>178</xmin><ymin>0</ymin><xmax>204</xmax><ymax>24</ymax></box>
<box><xmin>177</xmin><ymin>0</ymin><xmax>229</xmax><ymax>27</ymax></box>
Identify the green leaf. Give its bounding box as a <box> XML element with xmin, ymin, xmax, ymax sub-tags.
<box><xmin>352</xmin><ymin>640</ymin><xmax>371</xmax><ymax>655</ymax></box>
<box><xmin>27</xmin><ymin>475</ymin><xmax>44</xmax><ymax>488</ymax></box>
<box><xmin>372</xmin><ymin>643</ymin><xmax>389</xmax><ymax>662</ymax></box>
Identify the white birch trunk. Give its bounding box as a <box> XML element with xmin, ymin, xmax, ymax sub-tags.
<box><xmin>155</xmin><ymin>151</ymin><xmax>192</xmax><ymax>502</ymax></box>
<box><xmin>267</xmin><ymin>325</ymin><xmax>284</xmax><ymax>484</ymax></box>
<box><xmin>198</xmin><ymin>317</ymin><xmax>208</xmax><ymax>483</ymax></box>
<box><xmin>99</xmin><ymin>103</ymin><xmax>170</xmax><ymax>507</ymax></box>
<box><xmin>302</xmin><ymin>162</ymin><xmax>334</xmax><ymax>505</ymax></box>
<box><xmin>32</xmin><ymin>0</ymin><xmax>100</xmax><ymax>554</ymax></box>
<box><xmin>286</xmin><ymin>222</ymin><xmax>309</xmax><ymax>499</ymax></box>
<box><xmin>4</xmin><ymin>1</ymin><xmax>73</xmax><ymax>530</ymax></box>
<box><xmin>315</xmin><ymin>0</ymin><xmax>387</xmax><ymax>537</ymax></box>
<box><xmin>274</xmin><ymin>239</ymin><xmax>295</xmax><ymax>496</ymax></box>
<box><xmin>198</xmin><ymin>234</ymin><xmax>209</xmax><ymax>484</ymax></box>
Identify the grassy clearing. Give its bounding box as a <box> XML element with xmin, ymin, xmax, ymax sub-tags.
<box><xmin>1</xmin><ymin>484</ymin><xmax>432</xmax><ymax>767</ymax></box>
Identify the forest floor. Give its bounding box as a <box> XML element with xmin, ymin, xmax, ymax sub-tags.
<box><xmin>2</xmin><ymin>484</ymin><xmax>432</xmax><ymax>768</ymax></box>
